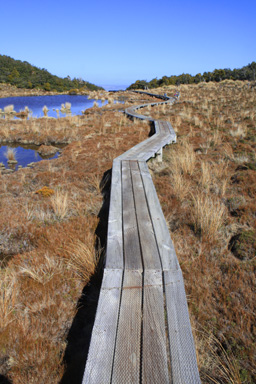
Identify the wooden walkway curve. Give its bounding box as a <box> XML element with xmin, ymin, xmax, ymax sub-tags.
<box><xmin>82</xmin><ymin>91</ymin><xmax>201</xmax><ymax>383</ymax></box>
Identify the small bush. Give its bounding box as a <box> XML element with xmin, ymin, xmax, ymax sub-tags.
<box><xmin>35</xmin><ymin>186</ymin><xmax>55</xmax><ymax>197</ymax></box>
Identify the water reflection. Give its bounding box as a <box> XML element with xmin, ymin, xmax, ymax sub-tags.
<box><xmin>0</xmin><ymin>143</ymin><xmax>61</xmax><ymax>170</ymax></box>
<box><xmin>0</xmin><ymin>94</ymin><xmax>124</xmax><ymax>119</ymax></box>
<box><xmin>0</xmin><ymin>95</ymin><xmax>95</xmax><ymax>118</ymax></box>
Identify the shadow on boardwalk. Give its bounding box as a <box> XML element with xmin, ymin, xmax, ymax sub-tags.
<box><xmin>60</xmin><ymin>170</ymin><xmax>111</xmax><ymax>384</ymax></box>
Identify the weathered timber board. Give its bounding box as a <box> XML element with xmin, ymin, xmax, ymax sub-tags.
<box><xmin>112</xmin><ymin>270</ymin><xmax>143</xmax><ymax>384</ymax></box>
<box><xmin>106</xmin><ymin>160</ymin><xmax>123</xmax><ymax>269</ymax></box>
<box><xmin>139</xmin><ymin>161</ymin><xmax>179</xmax><ymax>271</ymax></box>
<box><xmin>118</xmin><ymin>120</ymin><xmax>175</xmax><ymax>162</ymax></box>
<box><xmin>122</xmin><ymin>160</ymin><xmax>143</xmax><ymax>270</ymax></box>
<box><xmin>83</xmin><ymin>91</ymin><xmax>200</xmax><ymax>384</ymax></box>
<box><xmin>130</xmin><ymin>161</ymin><xmax>161</xmax><ymax>270</ymax></box>
<box><xmin>164</xmin><ymin>269</ymin><xmax>201</xmax><ymax>383</ymax></box>
<box><xmin>82</xmin><ymin>269</ymin><xmax>123</xmax><ymax>384</ymax></box>
<box><xmin>142</xmin><ymin>270</ymin><xmax>170</xmax><ymax>383</ymax></box>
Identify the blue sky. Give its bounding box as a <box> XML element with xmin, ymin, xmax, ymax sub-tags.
<box><xmin>1</xmin><ymin>0</ymin><xmax>255</xmax><ymax>87</ymax></box>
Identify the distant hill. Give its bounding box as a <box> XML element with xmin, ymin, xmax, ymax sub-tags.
<box><xmin>0</xmin><ymin>55</ymin><xmax>103</xmax><ymax>92</ymax></box>
<box><xmin>127</xmin><ymin>62</ymin><xmax>256</xmax><ymax>90</ymax></box>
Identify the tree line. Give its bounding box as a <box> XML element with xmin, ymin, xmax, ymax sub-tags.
<box><xmin>127</xmin><ymin>62</ymin><xmax>256</xmax><ymax>90</ymax></box>
<box><xmin>0</xmin><ymin>55</ymin><xmax>103</xmax><ymax>92</ymax></box>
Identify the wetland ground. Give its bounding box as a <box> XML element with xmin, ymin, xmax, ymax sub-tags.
<box><xmin>0</xmin><ymin>82</ymin><xmax>255</xmax><ymax>383</ymax></box>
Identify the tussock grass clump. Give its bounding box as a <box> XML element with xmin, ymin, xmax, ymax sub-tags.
<box><xmin>0</xmin><ymin>267</ymin><xmax>18</xmax><ymax>329</ymax></box>
<box><xmin>51</xmin><ymin>190</ymin><xmax>69</xmax><ymax>220</ymax></box>
<box><xmin>60</xmin><ymin>102</ymin><xmax>72</xmax><ymax>115</ymax></box>
<box><xmin>166</xmin><ymin>139</ymin><xmax>196</xmax><ymax>176</ymax></box>
<box><xmin>200</xmin><ymin>161</ymin><xmax>212</xmax><ymax>191</ymax></box>
<box><xmin>65</xmin><ymin>240</ymin><xmax>98</xmax><ymax>281</ymax></box>
<box><xmin>4</xmin><ymin>147</ymin><xmax>17</xmax><ymax>162</ymax></box>
<box><xmin>152</xmin><ymin>81</ymin><xmax>256</xmax><ymax>382</ymax></box>
<box><xmin>18</xmin><ymin>252</ymin><xmax>65</xmax><ymax>285</ymax></box>
<box><xmin>171</xmin><ymin>170</ymin><xmax>191</xmax><ymax>200</ymax></box>
<box><xmin>230</xmin><ymin>125</ymin><xmax>247</xmax><ymax>138</ymax></box>
<box><xmin>195</xmin><ymin>329</ymin><xmax>242</xmax><ymax>384</ymax></box>
<box><xmin>4</xmin><ymin>104</ymin><xmax>15</xmax><ymax>118</ymax></box>
<box><xmin>191</xmin><ymin>192</ymin><xmax>227</xmax><ymax>240</ymax></box>
<box><xmin>178</xmin><ymin>140</ymin><xmax>196</xmax><ymax>175</ymax></box>
<box><xmin>42</xmin><ymin>105</ymin><xmax>49</xmax><ymax>117</ymax></box>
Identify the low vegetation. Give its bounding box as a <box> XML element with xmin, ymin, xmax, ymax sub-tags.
<box><xmin>0</xmin><ymin>91</ymin><xmax>158</xmax><ymax>383</ymax></box>
<box><xmin>0</xmin><ymin>82</ymin><xmax>255</xmax><ymax>383</ymax></box>
<box><xmin>147</xmin><ymin>80</ymin><xmax>255</xmax><ymax>383</ymax></box>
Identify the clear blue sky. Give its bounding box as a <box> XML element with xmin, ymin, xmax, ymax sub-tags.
<box><xmin>1</xmin><ymin>0</ymin><xmax>255</xmax><ymax>87</ymax></box>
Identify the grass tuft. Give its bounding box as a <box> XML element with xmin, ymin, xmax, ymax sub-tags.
<box><xmin>51</xmin><ymin>190</ymin><xmax>69</xmax><ymax>220</ymax></box>
<box><xmin>65</xmin><ymin>240</ymin><xmax>98</xmax><ymax>281</ymax></box>
<box><xmin>4</xmin><ymin>147</ymin><xmax>17</xmax><ymax>161</ymax></box>
<box><xmin>191</xmin><ymin>192</ymin><xmax>226</xmax><ymax>239</ymax></box>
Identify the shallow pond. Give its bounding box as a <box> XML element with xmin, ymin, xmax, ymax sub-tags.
<box><xmin>0</xmin><ymin>143</ymin><xmax>61</xmax><ymax>171</ymax></box>
<box><xmin>0</xmin><ymin>94</ymin><xmax>108</xmax><ymax>118</ymax></box>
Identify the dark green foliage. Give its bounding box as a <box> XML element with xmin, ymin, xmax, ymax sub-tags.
<box><xmin>126</xmin><ymin>80</ymin><xmax>149</xmax><ymax>90</ymax></box>
<box><xmin>0</xmin><ymin>55</ymin><xmax>103</xmax><ymax>92</ymax></box>
<box><xmin>127</xmin><ymin>62</ymin><xmax>256</xmax><ymax>89</ymax></box>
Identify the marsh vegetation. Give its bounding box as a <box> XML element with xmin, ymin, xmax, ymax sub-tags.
<box><xmin>0</xmin><ymin>91</ymin><xmax>157</xmax><ymax>383</ymax></box>
<box><xmin>0</xmin><ymin>83</ymin><xmax>255</xmax><ymax>383</ymax></box>
<box><xmin>147</xmin><ymin>80</ymin><xmax>256</xmax><ymax>383</ymax></box>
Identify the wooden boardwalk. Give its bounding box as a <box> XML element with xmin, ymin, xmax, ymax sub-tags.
<box><xmin>82</xmin><ymin>92</ymin><xmax>201</xmax><ymax>383</ymax></box>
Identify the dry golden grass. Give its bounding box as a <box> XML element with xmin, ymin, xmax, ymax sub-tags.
<box><xmin>50</xmin><ymin>190</ymin><xmax>69</xmax><ymax>220</ymax></box>
<box><xmin>166</xmin><ymin>138</ymin><xmax>196</xmax><ymax>176</ymax></box>
<box><xmin>195</xmin><ymin>328</ymin><xmax>242</xmax><ymax>384</ymax></box>
<box><xmin>151</xmin><ymin>80</ymin><xmax>256</xmax><ymax>383</ymax></box>
<box><xmin>0</xmin><ymin>267</ymin><xmax>18</xmax><ymax>329</ymax></box>
<box><xmin>0</xmin><ymin>90</ymin><xmax>158</xmax><ymax>383</ymax></box>
<box><xmin>0</xmin><ymin>83</ymin><xmax>255</xmax><ymax>382</ymax></box>
<box><xmin>191</xmin><ymin>192</ymin><xmax>227</xmax><ymax>240</ymax></box>
<box><xmin>65</xmin><ymin>240</ymin><xmax>98</xmax><ymax>281</ymax></box>
<box><xmin>4</xmin><ymin>147</ymin><xmax>17</xmax><ymax>161</ymax></box>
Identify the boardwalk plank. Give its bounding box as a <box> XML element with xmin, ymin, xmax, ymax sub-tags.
<box><xmin>122</xmin><ymin>160</ymin><xmax>143</xmax><ymax>270</ymax></box>
<box><xmin>82</xmin><ymin>269</ymin><xmax>123</xmax><ymax>384</ymax></box>
<box><xmin>130</xmin><ymin>161</ymin><xmax>161</xmax><ymax>270</ymax></box>
<box><xmin>105</xmin><ymin>160</ymin><xmax>123</xmax><ymax>269</ymax></box>
<box><xmin>112</xmin><ymin>270</ymin><xmax>143</xmax><ymax>384</ymax></box>
<box><xmin>139</xmin><ymin>161</ymin><xmax>180</xmax><ymax>271</ymax></box>
<box><xmin>142</xmin><ymin>270</ymin><xmax>169</xmax><ymax>384</ymax></box>
<box><xmin>83</xmin><ymin>91</ymin><xmax>200</xmax><ymax>384</ymax></box>
<box><xmin>164</xmin><ymin>269</ymin><xmax>201</xmax><ymax>384</ymax></box>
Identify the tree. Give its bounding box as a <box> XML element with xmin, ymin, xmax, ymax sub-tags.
<box><xmin>194</xmin><ymin>73</ymin><xmax>202</xmax><ymax>84</ymax></box>
<box><xmin>127</xmin><ymin>80</ymin><xmax>149</xmax><ymax>90</ymax></box>
<box><xmin>248</xmin><ymin>62</ymin><xmax>256</xmax><ymax>81</ymax></box>
<box><xmin>159</xmin><ymin>76</ymin><xmax>170</xmax><ymax>86</ymax></box>
<box><xmin>149</xmin><ymin>78</ymin><xmax>158</xmax><ymax>88</ymax></box>
<box><xmin>43</xmin><ymin>82</ymin><xmax>51</xmax><ymax>91</ymax></box>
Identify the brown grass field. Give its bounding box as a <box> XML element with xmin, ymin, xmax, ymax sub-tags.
<box><xmin>0</xmin><ymin>82</ymin><xmax>255</xmax><ymax>383</ymax></box>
